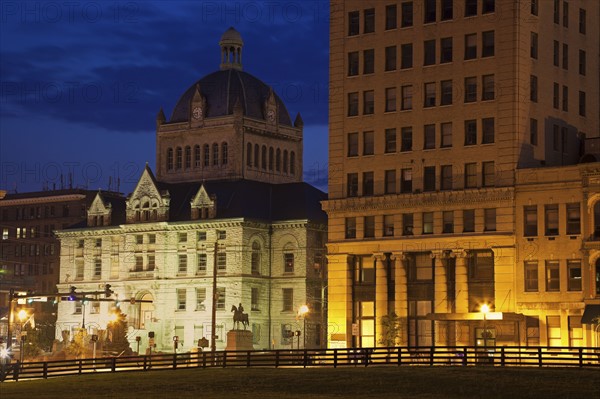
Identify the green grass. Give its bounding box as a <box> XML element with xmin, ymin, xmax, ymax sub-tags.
<box><xmin>2</xmin><ymin>366</ymin><xmax>599</xmax><ymax>398</ymax></box>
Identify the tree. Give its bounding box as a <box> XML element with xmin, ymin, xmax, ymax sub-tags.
<box><xmin>64</xmin><ymin>328</ymin><xmax>87</xmax><ymax>358</ymax></box>
<box><xmin>378</xmin><ymin>312</ymin><xmax>404</xmax><ymax>347</ymax></box>
<box><xmin>104</xmin><ymin>307</ymin><xmax>132</xmax><ymax>355</ymax></box>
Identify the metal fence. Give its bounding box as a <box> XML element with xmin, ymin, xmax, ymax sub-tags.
<box><xmin>2</xmin><ymin>345</ymin><xmax>599</xmax><ymax>382</ymax></box>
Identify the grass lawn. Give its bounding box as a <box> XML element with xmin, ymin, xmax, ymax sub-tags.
<box><xmin>1</xmin><ymin>366</ymin><xmax>598</xmax><ymax>398</ymax></box>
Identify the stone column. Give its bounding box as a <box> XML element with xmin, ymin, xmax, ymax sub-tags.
<box><xmin>374</xmin><ymin>252</ymin><xmax>387</xmax><ymax>347</ymax></box>
<box><xmin>326</xmin><ymin>253</ymin><xmax>353</xmax><ymax>348</ymax></box>
<box><xmin>454</xmin><ymin>250</ymin><xmax>470</xmax><ymax>314</ymax></box>
<box><xmin>432</xmin><ymin>250</ymin><xmax>448</xmax><ymax>314</ymax></box>
<box><xmin>391</xmin><ymin>252</ymin><xmax>408</xmax><ymax>346</ymax></box>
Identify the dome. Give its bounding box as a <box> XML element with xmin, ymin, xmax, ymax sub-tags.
<box><xmin>169</xmin><ymin>68</ymin><xmax>293</xmax><ymax>126</ymax></box>
<box><xmin>219</xmin><ymin>27</ymin><xmax>243</xmax><ymax>46</ymax></box>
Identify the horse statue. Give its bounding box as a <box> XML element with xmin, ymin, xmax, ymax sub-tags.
<box><xmin>231</xmin><ymin>303</ymin><xmax>249</xmax><ymax>330</ymax></box>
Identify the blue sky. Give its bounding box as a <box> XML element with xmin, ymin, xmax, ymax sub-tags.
<box><xmin>0</xmin><ymin>1</ymin><xmax>329</xmax><ymax>193</ymax></box>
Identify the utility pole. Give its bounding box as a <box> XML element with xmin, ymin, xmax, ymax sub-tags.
<box><xmin>211</xmin><ymin>241</ymin><xmax>218</xmax><ymax>353</ymax></box>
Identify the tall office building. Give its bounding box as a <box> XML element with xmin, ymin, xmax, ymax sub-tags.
<box><xmin>324</xmin><ymin>0</ymin><xmax>599</xmax><ymax>349</ymax></box>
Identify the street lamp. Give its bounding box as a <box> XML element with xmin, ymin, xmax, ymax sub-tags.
<box><xmin>298</xmin><ymin>305</ymin><xmax>309</xmax><ymax>349</ymax></box>
<box><xmin>480</xmin><ymin>304</ymin><xmax>490</xmax><ymax>357</ymax></box>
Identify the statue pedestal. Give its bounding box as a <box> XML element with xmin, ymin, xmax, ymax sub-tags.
<box><xmin>225</xmin><ymin>330</ymin><xmax>254</xmax><ymax>351</ymax></box>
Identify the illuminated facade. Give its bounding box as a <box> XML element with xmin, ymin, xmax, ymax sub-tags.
<box><xmin>324</xmin><ymin>0</ymin><xmax>600</xmax><ymax>349</ymax></box>
<box><xmin>55</xmin><ymin>28</ymin><xmax>327</xmax><ymax>352</ymax></box>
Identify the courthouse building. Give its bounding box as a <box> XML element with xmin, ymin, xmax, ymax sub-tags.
<box><xmin>324</xmin><ymin>0</ymin><xmax>600</xmax><ymax>349</ymax></box>
<box><xmin>55</xmin><ymin>28</ymin><xmax>327</xmax><ymax>352</ymax></box>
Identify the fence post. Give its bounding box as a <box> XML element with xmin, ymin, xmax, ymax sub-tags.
<box><xmin>538</xmin><ymin>347</ymin><xmax>542</xmax><ymax>367</ymax></box>
<box><xmin>202</xmin><ymin>351</ymin><xmax>207</xmax><ymax>368</ymax></box>
<box><xmin>303</xmin><ymin>350</ymin><xmax>308</xmax><ymax>368</ymax></box>
<box><xmin>462</xmin><ymin>347</ymin><xmax>468</xmax><ymax>366</ymax></box>
<box><xmin>275</xmin><ymin>350</ymin><xmax>279</xmax><ymax>368</ymax></box>
<box><xmin>430</xmin><ymin>347</ymin><xmax>434</xmax><ymax>366</ymax></box>
<box><xmin>333</xmin><ymin>349</ymin><xmax>338</xmax><ymax>368</ymax></box>
<box><xmin>79</xmin><ymin>359</ymin><xmax>83</xmax><ymax>374</ymax></box>
<box><xmin>143</xmin><ymin>356</ymin><xmax>147</xmax><ymax>371</ymax></box>
<box><xmin>173</xmin><ymin>353</ymin><xmax>177</xmax><ymax>369</ymax></box>
<box><xmin>578</xmin><ymin>348</ymin><xmax>583</xmax><ymax>367</ymax></box>
<box><xmin>111</xmin><ymin>357</ymin><xmax>116</xmax><ymax>372</ymax></box>
<box><xmin>247</xmin><ymin>351</ymin><xmax>251</xmax><ymax>368</ymax></box>
<box><xmin>43</xmin><ymin>362</ymin><xmax>48</xmax><ymax>379</ymax></box>
<box><xmin>500</xmin><ymin>347</ymin><xmax>505</xmax><ymax>367</ymax></box>
<box><xmin>222</xmin><ymin>351</ymin><xmax>227</xmax><ymax>368</ymax></box>
<box><xmin>397</xmin><ymin>347</ymin><xmax>402</xmax><ymax>366</ymax></box>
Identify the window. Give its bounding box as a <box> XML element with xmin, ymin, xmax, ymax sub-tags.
<box><xmin>465</xmin><ymin>0</ymin><xmax>477</xmax><ymax>16</ymax></box>
<box><xmin>196</xmin><ymin>288</ymin><xmax>206</xmax><ymax>311</ymax></box>
<box><xmin>197</xmin><ymin>253</ymin><xmax>207</xmax><ymax>274</ymax></box>
<box><xmin>579</xmin><ymin>91</ymin><xmax>586</xmax><ymax>116</ymax></box>
<box><xmin>423</xmin><ymin>212</ymin><xmax>434</xmax><ymax>234</ymax></box>
<box><xmin>567</xmin><ymin>260</ymin><xmax>582</xmax><ymax>291</ymax></box>
<box><xmin>530</xmin><ymin>75</ymin><xmax>538</xmax><ymax>102</ymax></box>
<box><xmin>464</xmin><ymin>120</ymin><xmax>477</xmax><ymax>145</ymax></box>
<box><xmin>562</xmin><ymin>86</ymin><xmax>568</xmax><ymax>112</ymax></box>
<box><xmin>545</xmin><ymin>205</ymin><xmax>559</xmax><ymax>236</ymax></box>
<box><xmin>347</xmin><ymin>133</ymin><xmax>358</xmax><ymax>156</ymax></box>
<box><xmin>385</xmin><ymin>128</ymin><xmax>396</xmax><ymax>153</ymax></box>
<box><xmin>348</xmin><ymin>52</ymin><xmax>359</xmax><ymax>76</ymax></box>
<box><xmin>217</xmin><ymin>248</ymin><xmax>227</xmax><ymax>270</ymax></box>
<box><xmin>569</xmin><ymin>316</ymin><xmax>583</xmax><ymax>347</ymax></box>
<box><xmin>384</xmin><ymin>215</ymin><xmax>394</xmax><ymax>236</ymax></box>
<box><xmin>94</xmin><ymin>258</ymin><xmax>102</xmax><ymax>278</ymax></box>
<box><xmin>363</xmin><ymin>171</ymin><xmax>374</xmax><ymax>196</ymax></box>
<box><xmin>195</xmin><ymin>145</ymin><xmax>201</xmax><ymax>167</ymax></box>
<box><xmin>385</xmin><ymin>170</ymin><xmax>396</xmax><ymax>194</ymax></box>
<box><xmin>345</xmin><ymin>217</ymin><xmax>357</xmax><ymax>239</ymax></box>
<box><xmin>482</xmin><ymin>118</ymin><xmax>494</xmax><ymax>144</ymax></box>
<box><xmin>524</xmin><ymin>205</ymin><xmax>538</xmax><ymax>237</ymax></box>
<box><xmin>553</xmin><ymin>83</ymin><xmax>559</xmax><ymax>109</ymax></box>
<box><xmin>216</xmin><ymin>287</ymin><xmax>226</xmax><ymax>310</ymax></box>
<box><xmin>484</xmin><ymin>209</ymin><xmax>496</xmax><ymax>231</ymax></box>
<box><xmin>441</xmin><ymin>165</ymin><xmax>453</xmax><ymax>190</ymax></box>
<box><xmin>463</xmin><ymin>209</ymin><xmax>475</xmax><ymax>232</ymax></box>
<box><xmin>440</xmin><ymin>80</ymin><xmax>452</xmax><ymax>105</ymax></box>
<box><xmin>562</xmin><ymin>1</ymin><xmax>568</xmax><ymax>27</ymax></box>
<box><xmin>178</xmin><ymin>254</ymin><xmax>188</xmax><ymax>274</ymax></box>
<box><xmin>524</xmin><ymin>261</ymin><xmax>538</xmax><ymax>292</ymax></box>
<box><xmin>465</xmin><ymin>34</ymin><xmax>477</xmax><ymax>60</ymax></box>
<box><xmin>483</xmin><ymin>0</ymin><xmax>495</xmax><ymax>13</ymax></box>
<box><xmin>363</xmin><ymin>131</ymin><xmax>374</xmax><ymax>155</ymax></box>
<box><xmin>482</xmin><ymin>31</ymin><xmax>494</xmax><ymax>57</ymax></box>
<box><xmin>553</xmin><ymin>0</ymin><xmax>559</xmax><ymax>24</ymax></box>
<box><xmin>386</xmin><ymin>4</ymin><xmax>397</xmax><ymax>30</ymax></box>
<box><xmin>363</xmin><ymin>90</ymin><xmax>374</xmax><ymax>114</ymax></box>
<box><xmin>401</xmin><ymin>44</ymin><xmax>413</xmax><ymax>69</ymax></box>
<box><xmin>545</xmin><ymin>261</ymin><xmax>560</xmax><ymax>291</ymax></box>
<box><xmin>482</xmin><ymin>161</ymin><xmax>495</xmax><ymax>187</ymax></box>
<box><xmin>177</xmin><ymin>288</ymin><xmax>186</xmax><ymax>311</ymax></box>
<box><xmin>531</xmin><ymin>0</ymin><xmax>538</xmax><ymax>16</ymax></box>
<box><xmin>283</xmin><ymin>288</ymin><xmax>293</xmax><ymax>311</ymax></box>
<box><xmin>178</xmin><ymin>232</ymin><xmax>187</xmax><ymax>243</ymax></box>
<box><xmin>176</xmin><ymin>147</ymin><xmax>182</xmax><ymax>169</ymax></box>
<box><xmin>385</xmin><ymin>87</ymin><xmax>396</xmax><ymax>112</ymax></box>
<box><xmin>90</xmin><ymin>301</ymin><xmax>100</xmax><ymax>314</ymax></box>
<box><xmin>284</xmin><ymin>253</ymin><xmax>294</xmax><ymax>273</ymax></box>
<box><xmin>401</xmin><ymin>127</ymin><xmax>413</xmax><ymax>151</ymax></box>
<box><xmin>424</xmin><ymin>0</ymin><xmax>436</xmax><ymax>23</ymax></box>
<box><xmin>364</xmin><ymin>8</ymin><xmax>375</xmax><ymax>33</ymax></box>
<box><xmin>424</xmin><ymin>124</ymin><xmax>436</xmax><ymax>149</ymax></box>
<box><xmin>566</xmin><ymin>203</ymin><xmax>581</xmax><ymax>235</ymax></box>
<box><xmin>251</xmin><ymin>242</ymin><xmax>261</xmax><ymax>274</ymax></box>
<box><xmin>185</xmin><ymin>146</ymin><xmax>191</xmax><ymax>168</ymax></box>
<box><xmin>552</xmin><ymin>41</ymin><xmax>559</xmax><ymax>67</ymax></box>
<box><xmin>441</xmin><ymin>122</ymin><xmax>452</xmax><ymax>147</ymax></box>
<box><xmin>562</xmin><ymin>43</ymin><xmax>568</xmax><ymax>70</ymax></box>
<box><xmin>348</xmin><ymin>92</ymin><xmax>359</xmax><ymax>116</ymax></box>
<box><xmin>579</xmin><ymin>8</ymin><xmax>586</xmax><ymax>34</ymax></box>
<box><xmin>423</xmin><ymin>166</ymin><xmax>436</xmax><ymax>192</ymax></box>
<box><xmin>424</xmin><ymin>40</ymin><xmax>436</xmax><ymax>65</ymax></box>
<box><xmin>385</xmin><ymin>46</ymin><xmax>396</xmax><ymax>71</ymax></box>
<box><xmin>530</xmin><ymin>32</ymin><xmax>538</xmax><ymax>59</ymax></box>
<box><xmin>363</xmin><ymin>49</ymin><xmax>374</xmax><ymax>74</ymax></box>
<box><xmin>347</xmin><ymin>173</ymin><xmax>358</xmax><ymax>197</ymax></box>
<box><xmin>440</xmin><ymin>37</ymin><xmax>452</xmax><ymax>63</ymax></box>
<box><xmin>579</xmin><ymin>50</ymin><xmax>586</xmax><ymax>75</ymax></box>
<box><xmin>482</xmin><ymin>75</ymin><xmax>494</xmax><ymax>100</ymax></box>
<box><xmin>401</xmin><ymin>168</ymin><xmax>413</xmax><ymax>193</ymax></box>
<box><xmin>401</xmin><ymin>2</ymin><xmax>413</xmax><ymax>27</ymax></box>
<box><xmin>348</xmin><ymin>11</ymin><xmax>359</xmax><ymax>36</ymax></box>
<box><xmin>401</xmin><ymin>85</ymin><xmax>413</xmax><ymax>110</ymax></box>
<box><xmin>441</xmin><ymin>0</ymin><xmax>453</xmax><ymax>20</ymax></box>
<box><xmin>251</xmin><ymin>287</ymin><xmax>259</xmax><ymax>311</ymax></box>
<box><xmin>197</xmin><ymin>231</ymin><xmax>206</xmax><ymax>241</ymax></box>
<box><xmin>403</xmin><ymin>213</ymin><xmax>414</xmax><ymax>235</ymax></box>
<box><xmin>465</xmin><ymin>77</ymin><xmax>477</xmax><ymax>103</ymax></box>
<box><xmin>364</xmin><ymin>216</ymin><xmax>375</xmax><ymax>238</ymax></box>
<box><xmin>530</xmin><ymin>118</ymin><xmax>538</xmax><ymax>145</ymax></box>
<box><xmin>167</xmin><ymin>148</ymin><xmax>174</xmax><ymax>170</ymax></box>
<box><xmin>443</xmin><ymin>211</ymin><xmax>454</xmax><ymax>233</ymax></box>
<box><xmin>465</xmin><ymin>163</ymin><xmax>477</xmax><ymax>188</ymax></box>
<box><xmin>424</xmin><ymin>83</ymin><xmax>436</xmax><ymax>107</ymax></box>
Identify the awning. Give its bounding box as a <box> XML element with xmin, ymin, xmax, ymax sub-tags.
<box><xmin>581</xmin><ymin>305</ymin><xmax>600</xmax><ymax>324</ymax></box>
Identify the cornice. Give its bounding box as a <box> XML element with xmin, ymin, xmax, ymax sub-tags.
<box><xmin>0</xmin><ymin>194</ymin><xmax>87</xmax><ymax>206</ymax></box>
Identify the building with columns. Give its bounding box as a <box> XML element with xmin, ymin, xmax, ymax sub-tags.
<box><xmin>324</xmin><ymin>0</ymin><xmax>600</xmax><ymax>349</ymax></box>
<box><xmin>54</xmin><ymin>28</ymin><xmax>327</xmax><ymax>352</ymax></box>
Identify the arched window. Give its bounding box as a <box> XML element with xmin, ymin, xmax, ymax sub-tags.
<box><xmin>283</xmin><ymin>150</ymin><xmax>288</xmax><ymax>173</ymax></box>
<box><xmin>222</xmin><ymin>142</ymin><xmax>228</xmax><ymax>165</ymax></box>
<box><xmin>246</xmin><ymin>143</ymin><xmax>252</xmax><ymax>167</ymax></box>
<box><xmin>276</xmin><ymin>149</ymin><xmax>281</xmax><ymax>172</ymax></box>
<box><xmin>185</xmin><ymin>146</ymin><xmax>191</xmax><ymax>169</ymax></box>
<box><xmin>594</xmin><ymin>201</ymin><xmax>600</xmax><ymax>239</ymax></box>
<box><xmin>254</xmin><ymin>144</ymin><xmax>259</xmax><ymax>167</ymax></box>
<box><xmin>268</xmin><ymin>147</ymin><xmax>274</xmax><ymax>171</ymax></box>
<box><xmin>194</xmin><ymin>145</ymin><xmax>201</xmax><ymax>167</ymax></box>
<box><xmin>212</xmin><ymin>143</ymin><xmax>219</xmax><ymax>166</ymax></box>
<box><xmin>203</xmin><ymin>144</ymin><xmax>210</xmax><ymax>167</ymax></box>
<box><xmin>290</xmin><ymin>151</ymin><xmax>296</xmax><ymax>175</ymax></box>
<box><xmin>176</xmin><ymin>147</ymin><xmax>183</xmax><ymax>169</ymax></box>
<box><xmin>167</xmin><ymin>148</ymin><xmax>174</xmax><ymax>171</ymax></box>
<box><xmin>261</xmin><ymin>145</ymin><xmax>267</xmax><ymax>170</ymax></box>
<box><xmin>251</xmin><ymin>241</ymin><xmax>261</xmax><ymax>275</ymax></box>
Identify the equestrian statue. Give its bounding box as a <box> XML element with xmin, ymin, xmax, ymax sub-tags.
<box><xmin>231</xmin><ymin>303</ymin><xmax>249</xmax><ymax>330</ymax></box>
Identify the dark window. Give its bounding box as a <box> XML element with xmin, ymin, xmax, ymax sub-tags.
<box><xmin>484</xmin><ymin>208</ymin><xmax>496</xmax><ymax>231</ymax></box>
<box><xmin>346</xmin><ymin>217</ymin><xmax>357</xmax><ymax>239</ymax></box>
<box><xmin>441</xmin><ymin>165</ymin><xmax>453</xmax><ymax>190</ymax></box>
<box><xmin>385</xmin><ymin>46</ymin><xmax>397</xmax><ymax>71</ymax></box>
<box><xmin>385</xmin><ymin>87</ymin><xmax>397</xmax><ymax>112</ymax></box>
<box><xmin>424</xmin><ymin>83</ymin><xmax>436</xmax><ymax>107</ymax></box>
<box><xmin>401</xmin><ymin>2</ymin><xmax>413</xmax><ymax>27</ymax></box>
<box><xmin>524</xmin><ymin>205</ymin><xmax>538</xmax><ymax>237</ymax></box>
<box><xmin>524</xmin><ymin>261</ymin><xmax>538</xmax><ymax>292</ymax></box>
<box><xmin>362</xmin><ymin>172</ymin><xmax>374</xmax><ymax>196</ymax></box>
<box><xmin>545</xmin><ymin>205</ymin><xmax>559</xmax><ymax>236</ymax></box>
<box><xmin>423</xmin><ymin>166</ymin><xmax>436</xmax><ymax>192</ymax></box>
<box><xmin>423</xmin><ymin>212</ymin><xmax>434</xmax><ymax>234</ymax></box>
<box><xmin>364</xmin><ymin>8</ymin><xmax>375</xmax><ymax>33</ymax></box>
<box><xmin>464</xmin><ymin>120</ymin><xmax>477</xmax><ymax>145</ymax></box>
<box><xmin>562</xmin><ymin>85</ymin><xmax>568</xmax><ymax>112</ymax></box>
<box><xmin>424</xmin><ymin>0</ymin><xmax>436</xmax><ymax>23</ymax></box>
<box><xmin>363</xmin><ymin>49</ymin><xmax>374</xmax><ymax>74</ymax></box>
<box><xmin>482</xmin><ymin>118</ymin><xmax>494</xmax><ymax>144</ymax></box>
<box><xmin>440</xmin><ymin>37</ymin><xmax>453</xmax><ymax>63</ymax></box>
<box><xmin>167</xmin><ymin>148</ymin><xmax>174</xmax><ymax>170</ymax></box>
<box><xmin>284</xmin><ymin>253</ymin><xmax>295</xmax><ymax>273</ymax></box>
<box><xmin>401</xmin><ymin>168</ymin><xmax>413</xmax><ymax>193</ymax></box>
<box><xmin>530</xmin><ymin>75</ymin><xmax>538</xmax><ymax>102</ymax></box>
<box><xmin>482</xmin><ymin>31</ymin><xmax>494</xmax><ymax>57</ymax></box>
<box><xmin>363</xmin><ymin>131</ymin><xmax>374</xmax><ymax>155</ymax></box>
<box><xmin>363</xmin><ymin>90</ymin><xmax>374</xmax><ymax>114</ymax></box>
<box><xmin>562</xmin><ymin>43</ymin><xmax>568</xmax><ymax>70</ymax></box>
<box><xmin>567</xmin><ymin>260</ymin><xmax>582</xmax><ymax>291</ymax></box>
<box><xmin>530</xmin><ymin>32</ymin><xmax>538</xmax><ymax>59</ymax></box>
<box><xmin>441</xmin><ymin>0</ymin><xmax>453</xmax><ymax>20</ymax></box>
<box><xmin>482</xmin><ymin>75</ymin><xmax>494</xmax><ymax>100</ymax></box>
<box><xmin>465</xmin><ymin>163</ymin><xmax>477</xmax><ymax>188</ymax></box>
<box><xmin>184</xmin><ymin>146</ymin><xmax>191</xmax><ymax>168</ymax></box>
<box><xmin>384</xmin><ymin>215</ymin><xmax>395</xmax><ymax>236</ymax></box>
<box><xmin>443</xmin><ymin>211</ymin><xmax>454</xmax><ymax>233</ymax></box>
<box><xmin>283</xmin><ymin>288</ymin><xmax>294</xmax><ymax>311</ymax></box>
<box><xmin>465</xmin><ymin>77</ymin><xmax>477</xmax><ymax>103</ymax></box>
<box><xmin>482</xmin><ymin>0</ymin><xmax>495</xmax><ymax>14</ymax></box>
<box><xmin>347</xmin><ymin>173</ymin><xmax>358</xmax><ymax>197</ymax></box>
<box><xmin>553</xmin><ymin>83</ymin><xmax>560</xmax><ymax>109</ymax></box>
<box><xmin>531</xmin><ymin>0</ymin><xmax>538</xmax><ymax>16</ymax></box>
<box><xmin>401</xmin><ymin>85</ymin><xmax>413</xmax><ymax>110</ymax></box>
<box><xmin>553</xmin><ymin>0</ymin><xmax>559</xmax><ymax>24</ymax></box>
<box><xmin>385</xmin><ymin>128</ymin><xmax>396</xmax><ymax>153</ymax></box>
<box><xmin>566</xmin><ymin>203</ymin><xmax>581</xmax><ymax>235</ymax></box>
<box><xmin>348</xmin><ymin>52</ymin><xmax>359</xmax><ymax>76</ymax></box>
<box><xmin>364</xmin><ymin>216</ymin><xmax>375</xmax><ymax>238</ymax></box>
<box><xmin>348</xmin><ymin>92</ymin><xmax>359</xmax><ymax>116</ymax></box>
<box><xmin>562</xmin><ymin>1</ymin><xmax>569</xmax><ymax>27</ymax></box>
<box><xmin>424</xmin><ymin>124</ymin><xmax>436</xmax><ymax>149</ymax></box>
<box><xmin>176</xmin><ymin>147</ymin><xmax>182</xmax><ymax>169</ymax></box>
<box><xmin>347</xmin><ymin>133</ymin><xmax>358</xmax><ymax>156</ymax></box>
<box><xmin>465</xmin><ymin>0</ymin><xmax>477</xmax><ymax>16</ymax></box>
<box><xmin>482</xmin><ymin>161</ymin><xmax>495</xmax><ymax>187</ymax></box>
<box><xmin>441</xmin><ymin>122</ymin><xmax>452</xmax><ymax>147</ymax></box>
<box><xmin>386</xmin><ymin>4</ymin><xmax>397</xmax><ymax>29</ymax></box>
<box><xmin>349</xmin><ymin>11</ymin><xmax>359</xmax><ymax>36</ymax></box>
<box><xmin>401</xmin><ymin>44</ymin><xmax>413</xmax><ymax>69</ymax></box>
<box><xmin>579</xmin><ymin>91</ymin><xmax>586</xmax><ymax>116</ymax></box>
<box><xmin>424</xmin><ymin>40</ymin><xmax>436</xmax><ymax>65</ymax></box>
<box><xmin>579</xmin><ymin>8</ymin><xmax>586</xmax><ymax>34</ymax></box>
<box><xmin>440</xmin><ymin>80</ymin><xmax>453</xmax><ymax>105</ymax></box>
<box><xmin>463</xmin><ymin>209</ymin><xmax>475</xmax><ymax>232</ymax></box>
<box><xmin>553</xmin><ymin>40</ymin><xmax>559</xmax><ymax>66</ymax></box>
<box><xmin>545</xmin><ymin>260</ymin><xmax>560</xmax><ymax>291</ymax></box>
<box><xmin>465</xmin><ymin>34</ymin><xmax>477</xmax><ymax>60</ymax></box>
<box><xmin>530</xmin><ymin>118</ymin><xmax>538</xmax><ymax>145</ymax></box>
<box><xmin>579</xmin><ymin>50</ymin><xmax>586</xmax><ymax>75</ymax></box>
<box><xmin>385</xmin><ymin>170</ymin><xmax>396</xmax><ymax>194</ymax></box>
<box><xmin>401</xmin><ymin>127</ymin><xmax>413</xmax><ymax>151</ymax></box>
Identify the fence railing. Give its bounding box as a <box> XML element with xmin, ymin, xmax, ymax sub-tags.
<box><xmin>1</xmin><ymin>345</ymin><xmax>599</xmax><ymax>382</ymax></box>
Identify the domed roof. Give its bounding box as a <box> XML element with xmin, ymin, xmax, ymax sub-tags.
<box><xmin>219</xmin><ymin>27</ymin><xmax>243</xmax><ymax>46</ymax></box>
<box><xmin>169</xmin><ymin>68</ymin><xmax>293</xmax><ymax>126</ymax></box>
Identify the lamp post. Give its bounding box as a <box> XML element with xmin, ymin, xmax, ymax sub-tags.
<box><xmin>481</xmin><ymin>304</ymin><xmax>490</xmax><ymax>357</ymax></box>
<box><xmin>298</xmin><ymin>305</ymin><xmax>309</xmax><ymax>349</ymax></box>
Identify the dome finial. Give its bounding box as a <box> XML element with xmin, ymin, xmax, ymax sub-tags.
<box><xmin>219</xmin><ymin>27</ymin><xmax>244</xmax><ymax>71</ymax></box>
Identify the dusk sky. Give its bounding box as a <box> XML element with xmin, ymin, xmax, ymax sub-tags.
<box><xmin>0</xmin><ymin>1</ymin><xmax>330</xmax><ymax>194</ymax></box>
